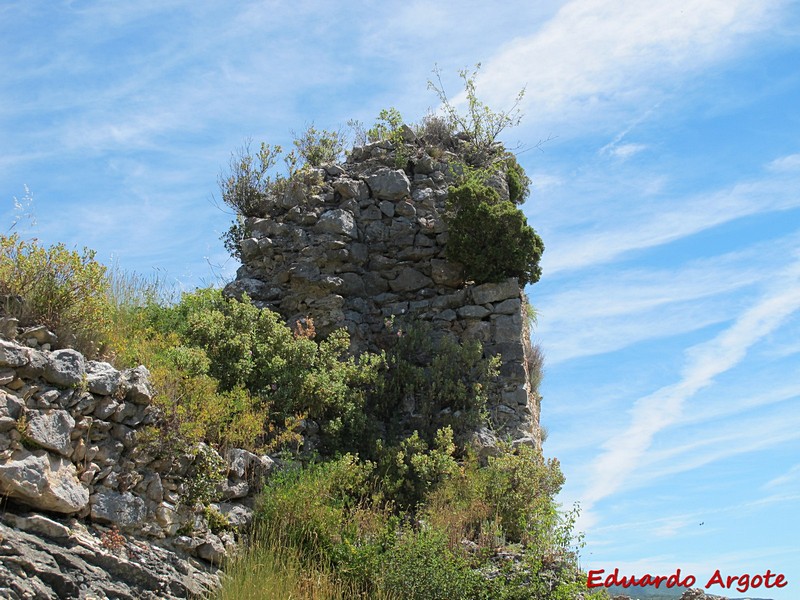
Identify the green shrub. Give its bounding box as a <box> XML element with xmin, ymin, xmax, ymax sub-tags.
<box><xmin>0</xmin><ymin>233</ymin><xmax>111</xmax><ymax>355</ymax></box>
<box><xmin>484</xmin><ymin>445</ymin><xmax>565</xmax><ymax>545</ymax></box>
<box><xmin>375</xmin><ymin>320</ymin><xmax>499</xmax><ymax>443</ymax></box>
<box><xmin>377</xmin><ymin>428</ymin><xmax>460</xmax><ymax>510</ymax></box>
<box><xmin>218</xmin><ymin>141</ymin><xmax>283</xmax><ymax>218</ymax></box>
<box><xmin>159</xmin><ymin>289</ymin><xmax>383</xmax><ymax>453</ymax></box>
<box><xmin>379</xmin><ymin>527</ymin><xmax>482</xmax><ymax>600</ymax></box>
<box><xmin>367</xmin><ymin>107</ymin><xmax>404</xmax><ymax>144</ymax></box>
<box><xmin>427</xmin><ymin>63</ymin><xmax>525</xmax><ymax>165</ymax></box>
<box><xmin>292</xmin><ymin>124</ymin><xmax>346</xmax><ymax>167</ymax></box>
<box><xmin>183</xmin><ymin>443</ymin><xmax>227</xmax><ymax>506</ymax></box>
<box><xmin>505</xmin><ymin>155</ymin><xmax>531</xmax><ymax>204</ymax></box>
<box><xmin>446</xmin><ymin>177</ymin><xmax>544</xmax><ymax>285</ymax></box>
<box><xmin>257</xmin><ymin>455</ymin><xmax>382</xmax><ymax>562</ymax></box>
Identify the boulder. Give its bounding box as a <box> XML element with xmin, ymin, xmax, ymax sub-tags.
<box><xmin>0</xmin><ymin>339</ymin><xmax>28</xmax><ymax>368</ymax></box>
<box><xmin>365</xmin><ymin>168</ymin><xmax>411</xmax><ymax>200</ymax></box>
<box><xmin>24</xmin><ymin>409</ymin><xmax>75</xmax><ymax>457</ymax></box>
<box><xmin>86</xmin><ymin>361</ymin><xmax>122</xmax><ymax>396</ymax></box>
<box><xmin>430</xmin><ymin>259</ymin><xmax>464</xmax><ymax>288</ymax></box>
<box><xmin>44</xmin><ymin>349</ymin><xmax>85</xmax><ymax>387</ymax></box>
<box><xmin>389</xmin><ymin>268</ymin><xmax>433</xmax><ymax>293</ymax></box>
<box><xmin>471</xmin><ymin>278</ymin><xmax>519</xmax><ymax>305</ymax></box>
<box><xmin>90</xmin><ymin>490</ymin><xmax>147</xmax><ymax>528</ymax></box>
<box><xmin>316</xmin><ymin>209</ymin><xmax>357</xmax><ymax>238</ymax></box>
<box><xmin>0</xmin><ymin>449</ymin><xmax>88</xmax><ymax>513</ymax></box>
<box><xmin>122</xmin><ymin>366</ymin><xmax>154</xmax><ymax>405</ymax></box>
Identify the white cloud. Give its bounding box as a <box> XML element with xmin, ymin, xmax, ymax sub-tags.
<box><xmin>536</xmin><ymin>233</ymin><xmax>800</xmax><ymax>363</ymax></box>
<box><xmin>607</xmin><ymin>143</ymin><xmax>647</xmax><ymax>159</ymax></box>
<box><xmin>541</xmin><ymin>173</ymin><xmax>800</xmax><ymax>275</ymax></box>
<box><xmin>763</xmin><ymin>464</ymin><xmax>800</xmax><ymax>490</ymax></box>
<box><xmin>580</xmin><ymin>262</ymin><xmax>800</xmax><ymax>507</ymax></box>
<box><xmin>767</xmin><ymin>153</ymin><xmax>800</xmax><ymax>172</ymax></box>
<box><xmin>476</xmin><ymin>0</ymin><xmax>782</xmax><ymax>129</ymax></box>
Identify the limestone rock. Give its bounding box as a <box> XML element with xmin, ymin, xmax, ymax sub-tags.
<box><xmin>21</xmin><ymin>325</ymin><xmax>58</xmax><ymax>346</ymax></box>
<box><xmin>90</xmin><ymin>490</ymin><xmax>148</xmax><ymax>528</ymax></box>
<box><xmin>226</xmin><ymin>447</ymin><xmax>275</xmax><ymax>482</ymax></box>
<box><xmin>471</xmin><ymin>278</ymin><xmax>519</xmax><ymax>305</ymax></box>
<box><xmin>365</xmin><ymin>168</ymin><xmax>411</xmax><ymax>200</ymax></box>
<box><xmin>123</xmin><ymin>365</ymin><xmax>154</xmax><ymax>405</ymax></box>
<box><xmin>44</xmin><ymin>348</ymin><xmax>85</xmax><ymax>387</ymax></box>
<box><xmin>430</xmin><ymin>259</ymin><xmax>464</xmax><ymax>288</ymax></box>
<box><xmin>223</xmin><ymin>277</ymin><xmax>272</xmax><ymax>301</ymax></box>
<box><xmin>0</xmin><ymin>339</ymin><xmax>28</xmax><ymax>368</ymax></box>
<box><xmin>0</xmin><ymin>316</ymin><xmax>19</xmax><ymax>340</ymax></box>
<box><xmin>25</xmin><ymin>409</ymin><xmax>75</xmax><ymax>457</ymax></box>
<box><xmin>0</xmin><ymin>518</ymin><xmax>220</xmax><ymax>599</ymax></box>
<box><xmin>85</xmin><ymin>361</ymin><xmax>121</xmax><ymax>396</ymax></box>
<box><xmin>0</xmin><ymin>449</ymin><xmax>88</xmax><ymax>514</ymax></box>
<box><xmin>316</xmin><ymin>209</ymin><xmax>358</xmax><ymax>238</ymax></box>
<box><xmin>389</xmin><ymin>268</ymin><xmax>432</xmax><ymax>293</ymax></box>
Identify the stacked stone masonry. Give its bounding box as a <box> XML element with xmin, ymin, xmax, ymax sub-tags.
<box><xmin>0</xmin><ymin>335</ymin><xmax>274</xmax><ymax>598</ymax></box>
<box><xmin>224</xmin><ymin>141</ymin><xmax>541</xmax><ymax>444</ymax></box>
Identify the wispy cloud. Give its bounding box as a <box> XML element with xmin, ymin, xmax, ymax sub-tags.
<box><xmin>581</xmin><ymin>260</ymin><xmax>800</xmax><ymax>507</ymax></box>
<box><xmin>539</xmin><ymin>169</ymin><xmax>800</xmax><ymax>275</ymax></box>
<box><xmin>536</xmin><ymin>232</ymin><xmax>800</xmax><ymax>363</ymax></box>
<box><xmin>767</xmin><ymin>153</ymin><xmax>800</xmax><ymax>172</ymax></box>
<box><xmin>763</xmin><ymin>464</ymin><xmax>800</xmax><ymax>490</ymax></box>
<box><xmin>476</xmin><ymin>0</ymin><xmax>782</xmax><ymax>131</ymax></box>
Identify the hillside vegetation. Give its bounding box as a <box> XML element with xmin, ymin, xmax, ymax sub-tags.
<box><xmin>0</xmin><ymin>67</ymin><xmax>605</xmax><ymax>599</ymax></box>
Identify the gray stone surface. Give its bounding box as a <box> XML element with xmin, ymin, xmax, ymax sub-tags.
<box><xmin>365</xmin><ymin>168</ymin><xmax>411</xmax><ymax>200</ymax></box>
<box><xmin>0</xmin><ymin>339</ymin><xmax>28</xmax><ymax>367</ymax></box>
<box><xmin>123</xmin><ymin>365</ymin><xmax>154</xmax><ymax>405</ymax></box>
<box><xmin>471</xmin><ymin>279</ymin><xmax>519</xmax><ymax>305</ymax></box>
<box><xmin>0</xmin><ymin>449</ymin><xmax>88</xmax><ymax>513</ymax></box>
<box><xmin>25</xmin><ymin>409</ymin><xmax>75</xmax><ymax>456</ymax></box>
<box><xmin>0</xmin><ymin>518</ymin><xmax>220</xmax><ymax>599</ymax></box>
<box><xmin>90</xmin><ymin>490</ymin><xmax>148</xmax><ymax>528</ymax></box>
<box><xmin>44</xmin><ymin>348</ymin><xmax>85</xmax><ymax>387</ymax></box>
<box><xmin>316</xmin><ymin>208</ymin><xmax>358</xmax><ymax>238</ymax></box>
<box><xmin>389</xmin><ymin>268</ymin><xmax>433</xmax><ymax>293</ymax></box>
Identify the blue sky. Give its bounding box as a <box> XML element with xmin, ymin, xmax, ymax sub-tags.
<box><xmin>2</xmin><ymin>1</ymin><xmax>799</xmax><ymax>597</ymax></box>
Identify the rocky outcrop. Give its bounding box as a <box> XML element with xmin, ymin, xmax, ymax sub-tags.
<box><xmin>225</xmin><ymin>142</ymin><xmax>541</xmax><ymax>443</ymax></box>
<box><xmin>0</xmin><ymin>513</ymin><xmax>218</xmax><ymax>599</ymax></box>
<box><xmin>0</xmin><ymin>334</ymin><xmax>275</xmax><ymax>598</ymax></box>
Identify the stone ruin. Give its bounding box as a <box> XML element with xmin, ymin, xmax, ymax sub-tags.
<box><xmin>0</xmin><ymin>334</ymin><xmax>272</xmax><ymax>598</ymax></box>
<box><xmin>224</xmin><ymin>137</ymin><xmax>542</xmax><ymax>446</ymax></box>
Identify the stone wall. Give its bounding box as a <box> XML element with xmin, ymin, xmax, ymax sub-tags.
<box><xmin>224</xmin><ymin>140</ymin><xmax>541</xmax><ymax>444</ymax></box>
<box><xmin>0</xmin><ymin>334</ymin><xmax>273</xmax><ymax>598</ymax></box>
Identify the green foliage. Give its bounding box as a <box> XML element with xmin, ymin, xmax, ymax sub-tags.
<box><xmin>484</xmin><ymin>445</ymin><xmax>565</xmax><ymax>544</ymax></box>
<box><xmin>183</xmin><ymin>443</ymin><xmax>228</xmax><ymax>506</ymax></box>
<box><xmin>136</xmin><ymin>288</ymin><xmax>383</xmax><ymax>454</ymax></box>
<box><xmin>377</xmin><ymin>428</ymin><xmax>460</xmax><ymax>510</ymax></box>
<box><xmin>446</xmin><ymin>176</ymin><xmax>544</xmax><ymax>286</ymax></box>
<box><xmin>218</xmin><ymin>141</ymin><xmax>283</xmax><ymax>218</ymax></box>
<box><xmin>257</xmin><ymin>454</ymin><xmax>387</xmax><ymax>567</ymax></box>
<box><xmin>428</xmin><ymin>63</ymin><xmax>525</xmax><ymax>164</ymax></box>
<box><xmin>0</xmin><ymin>233</ymin><xmax>111</xmax><ymax>355</ymax></box>
<box><xmin>375</xmin><ymin>320</ymin><xmax>499</xmax><ymax>443</ymax></box>
<box><xmin>505</xmin><ymin>154</ymin><xmax>531</xmax><ymax>204</ymax></box>
<box><xmin>380</xmin><ymin>527</ymin><xmax>483</xmax><ymax>600</ymax></box>
<box><xmin>205</xmin><ymin>505</ymin><xmax>233</xmax><ymax>535</ymax></box>
<box><xmin>220</xmin><ymin>214</ymin><xmax>250</xmax><ymax>262</ymax></box>
<box><xmin>367</xmin><ymin>108</ymin><xmax>404</xmax><ymax>144</ymax></box>
<box><xmin>241</xmin><ymin>442</ymin><xmax>593</xmax><ymax>600</ymax></box>
<box><xmin>292</xmin><ymin>124</ymin><xmax>346</xmax><ymax>167</ymax></box>
<box><xmin>366</xmin><ymin>107</ymin><xmax>412</xmax><ymax>168</ymax></box>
